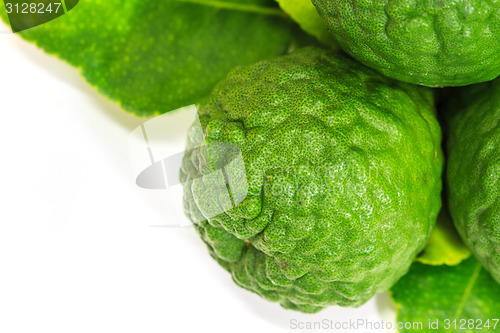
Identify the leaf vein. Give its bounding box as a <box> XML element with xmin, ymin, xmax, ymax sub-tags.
<box><xmin>452</xmin><ymin>262</ymin><xmax>482</xmax><ymax>320</ymax></box>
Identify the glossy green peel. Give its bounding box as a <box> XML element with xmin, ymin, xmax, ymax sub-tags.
<box><xmin>312</xmin><ymin>0</ymin><xmax>500</xmax><ymax>87</ymax></box>
<box><xmin>181</xmin><ymin>47</ymin><xmax>443</xmax><ymax>313</ymax></box>
<box><xmin>445</xmin><ymin>78</ymin><xmax>500</xmax><ymax>283</ymax></box>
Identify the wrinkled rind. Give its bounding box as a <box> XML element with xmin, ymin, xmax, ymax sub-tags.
<box><xmin>446</xmin><ymin>78</ymin><xmax>500</xmax><ymax>283</ymax></box>
<box><xmin>181</xmin><ymin>47</ymin><xmax>443</xmax><ymax>312</ymax></box>
<box><xmin>312</xmin><ymin>0</ymin><xmax>500</xmax><ymax>87</ymax></box>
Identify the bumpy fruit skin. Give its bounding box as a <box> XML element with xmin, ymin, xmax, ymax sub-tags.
<box><xmin>312</xmin><ymin>0</ymin><xmax>500</xmax><ymax>87</ymax></box>
<box><xmin>446</xmin><ymin>78</ymin><xmax>500</xmax><ymax>284</ymax></box>
<box><xmin>181</xmin><ymin>47</ymin><xmax>443</xmax><ymax>313</ymax></box>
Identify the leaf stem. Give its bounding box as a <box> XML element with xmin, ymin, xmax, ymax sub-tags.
<box><xmin>175</xmin><ymin>0</ymin><xmax>289</xmax><ymax>18</ymax></box>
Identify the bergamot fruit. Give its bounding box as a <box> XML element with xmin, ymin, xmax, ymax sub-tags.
<box><xmin>445</xmin><ymin>78</ymin><xmax>500</xmax><ymax>283</ymax></box>
<box><xmin>312</xmin><ymin>0</ymin><xmax>500</xmax><ymax>87</ymax></box>
<box><xmin>180</xmin><ymin>47</ymin><xmax>443</xmax><ymax>313</ymax></box>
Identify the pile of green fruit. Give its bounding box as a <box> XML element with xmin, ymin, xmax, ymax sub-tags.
<box><xmin>4</xmin><ymin>0</ymin><xmax>499</xmax><ymax>328</ymax></box>
<box><xmin>180</xmin><ymin>0</ymin><xmax>500</xmax><ymax>316</ymax></box>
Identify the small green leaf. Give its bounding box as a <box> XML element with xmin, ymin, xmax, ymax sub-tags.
<box><xmin>275</xmin><ymin>0</ymin><xmax>336</xmax><ymax>47</ymax></box>
<box><xmin>1</xmin><ymin>0</ymin><xmax>296</xmax><ymax>116</ymax></box>
<box><xmin>391</xmin><ymin>257</ymin><xmax>500</xmax><ymax>333</ymax></box>
<box><xmin>417</xmin><ymin>206</ymin><xmax>471</xmax><ymax>266</ymax></box>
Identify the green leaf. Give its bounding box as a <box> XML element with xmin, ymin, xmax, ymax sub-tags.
<box><xmin>274</xmin><ymin>0</ymin><xmax>336</xmax><ymax>47</ymax></box>
<box><xmin>417</xmin><ymin>205</ymin><xmax>471</xmax><ymax>266</ymax></box>
<box><xmin>391</xmin><ymin>257</ymin><xmax>500</xmax><ymax>333</ymax></box>
<box><xmin>1</xmin><ymin>0</ymin><xmax>296</xmax><ymax>116</ymax></box>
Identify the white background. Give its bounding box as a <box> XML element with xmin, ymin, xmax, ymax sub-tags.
<box><xmin>0</xmin><ymin>24</ymin><xmax>397</xmax><ymax>333</ymax></box>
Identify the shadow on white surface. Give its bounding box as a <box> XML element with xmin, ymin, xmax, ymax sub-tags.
<box><xmin>233</xmin><ymin>288</ymin><xmax>397</xmax><ymax>332</ymax></box>
<box><xmin>376</xmin><ymin>292</ymin><xmax>397</xmax><ymax>320</ymax></box>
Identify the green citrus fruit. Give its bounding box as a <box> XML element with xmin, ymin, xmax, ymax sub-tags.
<box><xmin>312</xmin><ymin>0</ymin><xmax>500</xmax><ymax>87</ymax></box>
<box><xmin>181</xmin><ymin>47</ymin><xmax>443</xmax><ymax>313</ymax></box>
<box><xmin>446</xmin><ymin>78</ymin><xmax>500</xmax><ymax>283</ymax></box>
